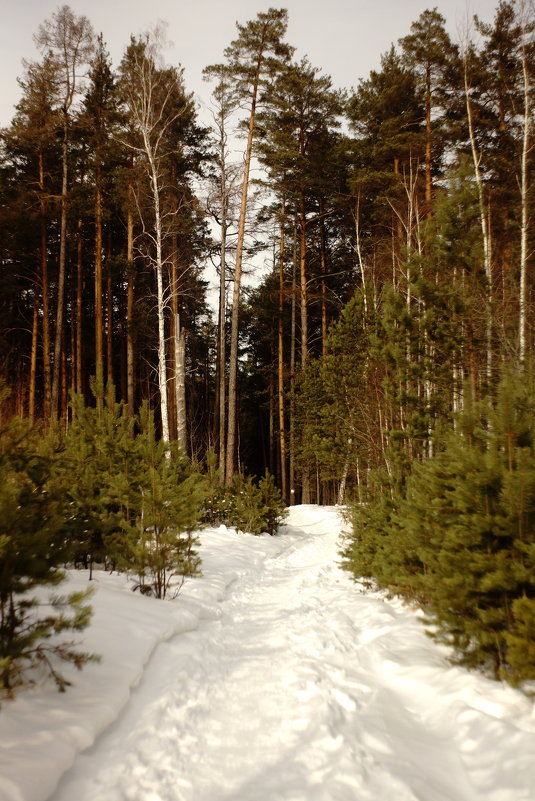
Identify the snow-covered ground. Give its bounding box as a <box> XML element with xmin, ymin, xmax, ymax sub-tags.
<box><xmin>1</xmin><ymin>505</ymin><xmax>534</xmax><ymax>801</ymax></box>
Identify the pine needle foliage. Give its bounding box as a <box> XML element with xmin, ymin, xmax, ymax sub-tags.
<box><xmin>58</xmin><ymin>382</ymin><xmax>136</xmax><ymax>575</ymax></box>
<box><xmin>0</xmin><ymin>417</ymin><xmax>95</xmax><ymax>693</ymax></box>
<box><xmin>128</xmin><ymin>404</ymin><xmax>206</xmax><ymax>599</ymax></box>
<box><xmin>59</xmin><ymin>388</ymin><xmax>208</xmax><ymax>599</ymax></box>
<box><xmin>343</xmin><ymin>370</ymin><xmax>535</xmax><ymax>684</ymax></box>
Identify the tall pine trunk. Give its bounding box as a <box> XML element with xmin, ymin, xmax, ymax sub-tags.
<box><xmin>278</xmin><ymin>197</ymin><xmax>287</xmax><ymax>502</ymax></box>
<box><xmin>126</xmin><ymin>185</ymin><xmax>135</xmax><ymax>418</ymax></box>
<box><xmin>28</xmin><ymin>297</ymin><xmax>38</xmax><ymax>423</ymax></box>
<box><xmin>519</xmin><ymin>17</ymin><xmax>531</xmax><ymax>364</ymax></box>
<box><xmin>94</xmin><ymin>167</ymin><xmax>104</xmax><ymax>396</ymax></box>
<box><xmin>289</xmin><ymin>228</ymin><xmax>297</xmax><ymax>504</ymax></box>
<box><xmin>76</xmin><ymin>217</ymin><xmax>83</xmax><ymax>396</ymax></box>
<box><xmin>319</xmin><ymin>202</ymin><xmax>328</xmax><ymax>357</ymax></box>
<box><xmin>225</xmin><ymin>63</ymin><xmax>260</xmax><ymax>484</ymax></box>
<box><xmin>51</xmin><ymin>115</ymin><xmax>69</xmax><ymax>418</ymax></box>
<box><xmin>38</xmin><ymin>148</ymin><xmax>51</xmax><ymax>420</ymax></box>
<box><xmin>218</xmin><ymin>204</ymin><xmax>228</xmax><ymax>479</ymax></box>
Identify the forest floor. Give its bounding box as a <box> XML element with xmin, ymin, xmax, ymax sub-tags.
<box><xmin>1</xmin><ymin>505</ymin><xmax>534</xmax><ymax>801</ymax></box>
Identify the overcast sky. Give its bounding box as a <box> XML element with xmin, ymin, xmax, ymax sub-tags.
<box><xmin>1</xmin><ymin>0</ymin><xmax>502</xmax><ymax>129</ymax></box>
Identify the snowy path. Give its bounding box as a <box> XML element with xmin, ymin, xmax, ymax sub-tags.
<box><xmin>2</xmin><ymin>506</ymin><xmax>534</xmax><ymax>801</ymax></box>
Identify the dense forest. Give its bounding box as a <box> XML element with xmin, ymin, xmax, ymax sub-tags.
<box><xmin>1</xmin><ymin>1</ymin><xmax>535</xmax><ymax>687</ymax></box>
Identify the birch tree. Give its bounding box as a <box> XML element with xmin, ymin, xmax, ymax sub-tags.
<box><xmin>118</xmin><ymin>31</ymin><xmax>193</xmax><ymax>446</ymax></box>
<box><xmin>461</xmin><ymin>34</ymin><xmax>494</xmax><ymax>381</ymax></box>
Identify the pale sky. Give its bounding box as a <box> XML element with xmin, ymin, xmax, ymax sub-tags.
<box><xmin>1</xmin><ymin>0</ymin><xmax>501</xmax><ymax>129</ymax></box>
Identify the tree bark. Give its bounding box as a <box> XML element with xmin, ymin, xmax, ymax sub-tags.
<box><xmin>278</xmin><ymin>197</ymin><xmax>287</xmax><ymax>502</ymax></box>
<box><xmin>319</xmin><ymin>202</ymin><xmax>328</xmax><ymax>357</ymax></box>
<box><xmin>94</xmin><ymin>170</ymin><xmax>104</xmax><ymax>396</ymax></box>
<box><xmin>519</xmin><ymin>15</ymin><xmax>531</xmax><ymax>364</ymax></box>
<box><xmin>38</xmin><ymin>148</ymin><xmax>51</xmax><ymax>420</ymax></box>
<box><xmin>106</xmin><ymin>243</ymin><xmax>113</xmax><ymax>387</ymax></box>
<box><xmin>464</xmin><ymin>54</ymin><xmax>493</xmax><ymax>382</ymax></box>
<box><xmin>51</xmin><ymin>115</ymin><xmax>69</xmax><ymax>418</ymax></box>
<box><xmin>225</xmin><ymin>61</ymin><xmax>261</xmax><ymax>484</ymax></box>
<box><xmin>218</xmin><ymin>172</ymin><xmax>228</xmax><ymax>481</ymax></box>
<box><xmin>126</xmin><ymin>189</ymin><xmax>135</xmax><ymax>418</ymax></box>
<box><xmin>174</xmin><ymin>312</ymin><xmax>187</xmax><ymax>453</ymax></box>
<box><xmin>74</xmin><ymin>218</ymin><xmax>83</xmax><ymax>396</ymax></box>
<box><xmin>299</xmin><ymin>195</ymin><xmax>308</xmax><ymax>369</ymax></box>
<box><xmin>28</xmin><ymin>297</ymin><xmax>38</xmax><ymax>423</ymax></box>
<box><xmin>289</xmin><ymin>228</ymin><xmax>297</xmax><ymax>505</ymax></box>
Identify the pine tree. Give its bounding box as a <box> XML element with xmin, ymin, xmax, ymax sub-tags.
<box><xmin>129</xmin><ymin>405</ymin><xmax>206</xmax><ymax>598</ymax></box>
<box><xmin>205</xmin><ymin>8</ymin><xmax>293</xmax><ymax>484</ymax></box>
<box><xmin>293</xmin><ymin>292</ymin><xmax>370</xmax><ymax>504</ymax></box>
<box><xmin>399</xmin><ymin>372</ymin><xmax>535</xmax><ymax>680</ymax></box>
<box><xmin>58</xmin><ymin>382</ymin><xmax>136</xmax><ymax>576</ymax></box>
<box><xmin>1</xmin><ymin>55</ymin><xmax>61</xmax><ymax>420</ymax></box>
<box><xmin>0</xmin><ymin>409</ymin><xmax>95</xmax><ymax>692</ymax></box>
<box><xmin>400</xmin><ymin>8</ymin><xmax>458</xmax><ymax>214</ymax></box>
<box><xmin>82</xmin><ymin>35</ymin><xmax>120</xmax><ymax>398</ymax></box>
<box><xmin>35</xmin><ymin>6</ymin><xmax>95</xmax><ymax>419</ymax></box>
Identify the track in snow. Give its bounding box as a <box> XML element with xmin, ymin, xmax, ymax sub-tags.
<box><xmin>48</xmin><ymin>506</ymin><xmax>534</xmax><ymax>801</ymax></box>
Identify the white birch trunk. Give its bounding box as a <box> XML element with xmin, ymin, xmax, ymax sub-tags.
<box><xmin>464</xmin><ymin>55</ymin><xmax>493</xmax><ymax>381</ymax></box>
<box><xmin>146</xmin><ymin>144</ymin><xmax>170</xmax><ymax>445</ymax></box>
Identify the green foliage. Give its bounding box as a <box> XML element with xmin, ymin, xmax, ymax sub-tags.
<box><xmin>343</xmin><ymin>371</ymin><xmax>535</xmax><ymax>684</ymax></box>
<box><xmin>217</xmin><ymin>470</ymin><xmax>287</xmax><ymax>535</ymax></box>
<box><xmin>200</xmin><ymin>449</ymin><xmax>229</xmax><ymax>526</ymax></box>
<box><xmin>58</xmin><ymin>390</ymin><xmax>208</xmax><ymax>599</ymax></box>
<box><xmin>224</xmin><ymin>473</ymin><xmax>268</xmax><ymax>536</ymax></box>
<box><xmin>0</xmin><ymin>419</ymin><xmax>95</xmax><ymax>693</ymax></box>
<box><xmin>294</xmin><ymin>292</ymin><xmax>371</xmax><ymax>491</ymax></box>
<box><xmin>505</xmin><ymin>597</ymin><xmax>535</xmax><ymax>682</ymax></box>
<box><xmin>344</xmin><ymin>460</ymin><xmax>422</xmax><ymax>598</ymax></box>
<box><xmin>128</xmin><ymin>405</ymin><xmax>206</xmax><ymax>599</ymax></box>
<box><xmin>57</xmin><ymin>383</ymin><xmax>136</xmax><ymax>573</ymax></box>
<box><xmin>199</xmin><ymin>451</ymin><xmax>287</xmax><ymax>536</ymax></box>
<box><xmin>258</xmin><ymin>470</ymin><xmax>288</xmax><ymax>536</ymax></box>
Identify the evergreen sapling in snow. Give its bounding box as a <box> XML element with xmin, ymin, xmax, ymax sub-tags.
<box><xmin>128</xmin><ymin>404</ymin><xmax>206</xmax><ymax>598</ymax></box>
<box><xmin>0</xmin><ymin>416</ymin><xmax>95</xmax><ymax>693</ymax></box>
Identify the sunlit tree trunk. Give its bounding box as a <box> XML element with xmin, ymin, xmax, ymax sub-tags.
<box><xmin>38</xmin><ymin>148</ymin><xmax>51</xmax><ymax>420</ymax></box>
<box><xmin>289</xmin><ymin>228</ymin><xmax>297</xmax><ymax>505</ymax></box>
<box><xmin>174</xmin><ymin>312</ymin><xmax>187</xmax><ymax>453</ymax></box>
<box><xmin>518</xmin><ymin>6</ymin><xmax>532</xmax><ymax>364</ymax></box>
<box><xmin>94</xmin><ymin>170</ymin><xmax>104</xmax><ymax>396</ymax></box>
<box><xmin>126</xmin><ymin>184</ymin><xmax>135</xmax><ymax>418</ymax></box>
<box><xmin>76</xmin><ymin>217</ymin><xmax>83</xmax><ymax>396</ymax></box>
<box><xmin>299</xmin><ymin>195</ymin><xmax>308</xmax><ymax>369</ymax></box>
<box><xmin>225</xmin><ymin>64</ymin><xmax>260</xmax><ymax>483</ymax></box>
<box><xmin>51</xmin><ymin>116</ymin><xmax>69</xmax><ymax>417</ymax></box>
<box><xmin>36</xmin><ymin>7</ymin><xmax>95</xmax><ymax>418</ymax></box>
<box><xmin>278</xmin><ymin>197</ymin><xmax>287</xmax><ymax>502</ymax></box>
<box><xmin>106</xmin><ymin>243</ymin><xmax>113</xmax><ymax>387</ymax></box>
<box><xmin>463</xmin><ymin>49</ymin><xmax>493</xmax><ymax>382</ymax></box>
<box><xmin>28</xmin><ymin>297</ymin><xmax>38</xmax><ymax>423</ymax></box>
<box><xmin>319</xmin><ymin>201</ymin><xmax>328</xmax><ymax>356</ymax></box>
